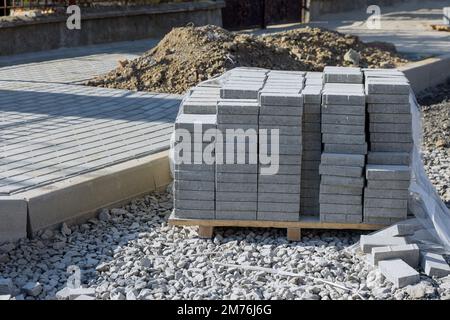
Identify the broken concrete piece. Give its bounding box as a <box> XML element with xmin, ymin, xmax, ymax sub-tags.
<box><xmin>0</xmin><ymin>278</ymin><xmax>14</xmax><ymax>295</ymax></box>
<box><xmin>420</xmin><ymin>252</ymin><xmax>450</xmax><ymax>278</ymax></box>
<box><xmin>360</xmin><ymin>234</ymin><xmax>409</xmax><ymax>253</ymax></box>
<box><xmin>55</xmin><ymin>287</ymin><xmax>96</xmax><ymax>300</ymax></box>
<box><xmin>371</xmin><ymin>244</ymin><xmax>420</xmax><ymax>267</ymax></box>
<box><xmin>0</xmin><ymin>294</ymin><xmax>10</xmax><ymax>300</ymax></box>
<box><xmin>378</xmin><ymin>259</ymin><xmax>420</xmax><ymax>288</ymax></box>
<box><xmin>21</xmin><ymin>282</ymin><xmax>43</xmax><ymax>297</ymax></box>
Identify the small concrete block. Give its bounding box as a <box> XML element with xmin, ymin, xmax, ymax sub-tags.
<box><xmin>321</xmin><ymin>153</ymin><xmax>365</xmax><ymax>167</ymax></box>
<box><xmin>319</xmin><ymin>164</ymin><xmax>363</xmax><ymax>178</ymax></box>
<box><xmin>258</xmin><ymin>183</ymin><xmax>301</xmax><ymax>194</ymax></box>
<box><xmin>367</xmin><ymin>179</ymin><xmax>409</xmax><ymax>190</ymax></box>
<box><xmin>322</xmin><ymin>104</ymin><xmax>365</xmax><ymax>115</ymax></box>
<box><xmin>321</xmin><ymin>123</ymin><xmax>365</xmax><ymax>135</ymax></box>
<box><xmin>215</xmin><ymin>210</ymin><xmax>257</xmax><ymax>220</ymax></box>
<box><xmin>174</xmin><ymin>170</ymin><xmax>215</xmax><ymax>182</ymax></box>
<box><xmin>257</xmin><ymin>202</ymin><xmax>299</xmax><ymax>213</ymax></box>
<box><xmin>175</xmin><ymin>163</ymin><xmax>215</xmax><ymax>172</ymax></box>
<box><xmin>320</xmin><ymin>204</ymin><xmax>362</xmax><ymax>215</ymax></box>
<box><xmin>259</xmin><ymin>115</ymin><xmax>301</xmax><ymax>126</ymax></box>
<box><xmin>217</xmin><ymin>114</ymin><xmax>258</xmax><ymax>125</ymax></box>
<box><xmin>360</xmin><ymin>234</ymin><xmax>409</xmax><ymax>253</ymax></box>
<box><xmin>371</xmin><ymin>244</ymin><xmax>420</xmax><ymax>267</ymax></box>
<box><xmin>369</xmin><ymin>122</ymin><xmax>412</xmax><ymax>133</ymax></box>
<box><xmin>363</xmin><ymin>207</ymin><xmax>407</xmax><ymax>218</ymax></box>
<box><xmin>257</xmin><ymin>211</ymin><xmax>299</xmax><ymax>221</ymax></box>
<box><xmin>217</xmin><ymin>100</ymin><xmax>259</xmax><ymax>115</ymax></box>
<box><xmin>364</xmin><ymin>198</ymin><xmax>407</xmax><ymax>209</ymax></box>
<box><xmin>260</xmin><ymin>105</ymin><xmax>302</xmax><ymax>116</ymax></box>
<box><xmin>367</xmin><ymin>94</ymin><xmax>410</xmax><ymax>104</ymax></box>
<box><xmin>183</xmin><ymin>101</ymin><xmax>217</xmax><ymax>114</ymax></box>
<box><xmin>378</xmin><ymin>259</ymin><xmax>420</xmax><ymax>288</ymax></box>
<box><xmin>216</xmin><ymin>172</ymin><xmax>257</xmax><ymax>183</ymax></box>
<box><xmin>322</xmin><ymin>114</ymin><xmax>365</xmax><ymax>126</ymax></box>
<box><xmin>259</xmin><ymin>92</ymin><xmax>303</xmax><ymax>106</ymax></box>
<box><xmin>21</xmin><ymin>282</ymin><xmax>43</xmax><ymax>297</ymax></box>
<box><xmin>365</xmin><ymin>79</ymin><xmax>410</xmax><ymax>95</ymax></box>
<box><xmin>368</xmin><ymin>104</ymin><xmax>410</xmax><ymax>114</ymax></box>
<box><xmin>216</xmin><ymin>201</ymin><xmax>257</xmax><ymax>211</ymax></box>
<box><xmin>175</xmin><ymin>199</ymin><xmax>215</xmax><ymax>210</ymax></box>
<box><xmin>216</xmin><ymin>192</ymin><xmax>257</xmax><ymax>202</ymax></box>
<box><xmin>322</xmin><ymin>133</ymin><xmax>366</xmax><ymax>145</ymax></box>
<box><xmin>370</xmin><ymin>142</ymin><xmax>413</xmax><ymax>153</ymax></box>
<box><xmin>175</xmin><ymin>190</ymin><xmax>215</xmax><ymax>201</ymax></box>
<box><xmin>258</xmin><ymin>193</ymin><xmax>300</xmax><ymax>203</ymax></box>
<box><xmin>319</xmin><ymin>193</ymin><xmax>362</xmax><ymax>205</ymax></box>
<box><xmin>323</xmin><ymin>143</ymin><xmax>367</xmax><ymax>155</ymax></box>
<box><xmin>321</xmin><ymin>92</ymin><xmax>365</xmax><ymax>105</ymax></box>
<box><xmin>367</xmin><ymin>152</ymin><xmax>410</xmax><ymax>165</ymax></box>
<box><xmin>220</xmin><ymin>87</ymin><xmax>260</xmax><ymax>99</ymax></box>
<box><xmin>321</xmin><ymin>175</ymin><xmax>365</xmax><ymax>188</ymax></box>
<box><xmin>366</xmin><ymin>165</ymin><xmax>410</xmax><ymax>181</ymax></box>
<box><xmin>370</xmin><ymin>133</ymin><xmax>412</xmax><ymax>143</ymax></box>
<box><xmin>173</xmin><ymin>208</ymin><xmax>215</xmax><ymax>219</ymax></box>
<box><xmin>259</xmin><ymin>125</ymin><xmax>302</xmax><ymax>136</ymax></box>
<box><xmin>174</xmin><ymin>180</ymin><xmax>214</xmax><ymax>191</ymax></box>
<box><xmin>259</xmin><ymin>174</ymin><xmax>301</xmax><ymax>184</ymax></box>
<box><xmin>420</xmin><ymin>252</ymin><xmax>450</xmax><ymax>278</ymax></box>
<box><xmin>259</xmin><ymin>164</ymin><xmax>301</xmax><ymax>175</ymax></box>
<box><xmin>320</xmin><ymin>184</ymin><xmax>363</xmax><ymax>195</ymax></box>
<box><xmin>260</xmin><ymin>134</ymin><xmax>302</xmax><ymax>145</ymax></box>
<box><xmin>364</xmin><ymin>188</ymin><xmax>409</xmax><ymax>199</ymax></box>
<box><xmin>370</xmin><ymin>113</ymin><xmax>412</xmax><ymax>124</ymax></box>
<box><xmin>320</xmin><ymin>213</ymin><xmax>362</xmax><ymax>223</ymax></box>
<box><xmin>216</xmin><ymin>182</ymin><xmax>257</xmax><ymax>192</ymax></box>
<box><xmin>216</xmin><ymin>164</ymin><xmax>258</xmax><ymax>173</ymax></box>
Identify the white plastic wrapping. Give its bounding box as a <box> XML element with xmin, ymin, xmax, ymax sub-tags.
<box><xmin>408</xmin><ymin>92</ymin><xmax>450</xmax><ymax>252</ymax></box>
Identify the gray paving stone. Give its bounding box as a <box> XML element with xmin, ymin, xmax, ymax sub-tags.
<box><xmin>303</xmin><ymin>104</ymin><xmax>321</xmax><ymax>114</ymax></box>
<box><xmin>217</xmin><ymin>100</ymin><xmax>259</xmax><ymax>114</ymax></box>
<box><xmin>320</xmin><ymin>213</ymin><xmax>362</xmax><ymax>223</ymax></box>
<box><xmin>364</xmin><ymin>216</ymin><xmax>402</xmax><ymax>225</ymax></box>
<box><xmin>216</xmin><ymin>164</ymin><xmax>258</xmax><ymax>173</ymax></box>
<box><xmin>321</xmin><ymin>153</ymin><xmax>365</xmax><ymax>167</ymax></box>
<box><xmin>366</xmin><ymin>165</ymin><xmax>410</xmax><ymax>180</ymax></box>
<box><xmin>259</xmin><ymin>125</ymin><xmax>302</xmax><ymax>136</ymax></box>
<box><xmin>220</xmin><ymin>87</ymin><xmax>261</xmax><ymax>99</ymax></box>
<box><xmin>367</xmin><ymin>179</ymin><xmax>409</xmax><ymax>189</ymax></box>
<box><xmin>319</xmin><ymin>194</ymin><xmax>362</xmax><ymax>205</ymax></box>
<box><xmin>258</xmin><ymin>193</ymin><xmax>301</xmax><ymax>203</ymax></box>
<box><xmin>259</xmin><ymin>175</ymin><xmax>301</xmax><ymax>184</ymax></box>
<box><xmin>259</xmin><ymin>115</ymin><xmax>302</xmax><ymax>126</ymax></box>
<box><xmin>378</xmin><ymin>259</ymin><xmax>420</xmax><ymax>288</ymax></box>
<box><xmin>370</xmin><ymin>142</ymin><xmax>413</xmax><ymax>153</ymax></box>
<box><xmin>174</xmin><ymin>170</ymin><xmax>215</xmax><ymax>182</ymax></box>
<box><xmin>370</xmin><ymin>113</ymin><xmax>412</xmax><ymax>124</ymax></box>
<box><xmin>260</xmin><ymin>134</ymin><xmax>301</xmax><ymax>145</ymax></box>
<box><xmin>319</xmin><ymin>165</ymin><xmax>363</xmax><ymax>178</ymax></box>
<box><xmin>216</xmin><ymin>192</ymin><xmax>257</xmax><ymax>202</ymax></box>
<box><xmin>175</xmin><ymin>199</ymin><xmax>215</xmax><ymax>210</ymax></box>
<box><xmin>183</xmin><ymin>101</ymin><xmax>217</xmax><ymax>114</ymax></box>
<box><xmin>420</xmin><ymin>252</ymin><xmax>450</xmax><ymax>278</ymax></box>
<box><xmin>322</xmin><ymin>133</ymin><xmax>366</xmax><ymax>145</ymax></box>
<box><xmin>321</xmin><ymin>123</ymin><xmax>365</xmax><ymax>135</ymax></box>
<box><xmin>259</xmin><ymin>92</ymin><xmax>303</xmax><ymax>106</ymax></box>
<box><xmin>216</xmin><ymin>201</ymin><xmax>257</xmax><ymax>211</ymax></box>
<box><xmin>257</xmin><ymin>211</ymin><xmax>299</xmax><ymax>221</ymax></box>
<box><xmin>322</xmin><ymin>104</ymin><xmax>365</xmax><ymax>115</ymax></box>
<box><xmin>367</xmin><ymin>94</ymin><xmax>410</xmax><ymax>104</ymax></box>
<box><xmin>258</xmin><ymin>183</ymin><xmax>301</xmax><ymax>194</ymax></box>
<box><xmin>363</xmin><ymin>206</ymin><xmax>407</xmax><ymax>218</ymax></box>
<box><xmin>320</xmin><ymin>184</ymin><xmax>363</xmax><ymax>195</ymax></box>
<box><xmin>365</xmin><ymin>80</ymin><xmax>410</xmax><ymax>95</ymax></box>
<box><xmin>173</xmin><ymin>208</ymin><xmax>215</xmax><ymax>219</ymax></box>
<box><xmin>257</xmin><ymin>202</ymin><xmax>300</xmax><ymax>213</ymax></box>
<box><xmin>320</xmin><ymin>204</ymin><xmax>362</xmax><ymax>215</ymax></box>
<box><xmin>369</xmin><ymin>122</ymin><xmax>412</xmax><ymax>133</ymax></box>
<box><xmin>174</xmin><ymin>180</ymin><xmax>214</xmax><ymax>191</ymax></box>
<box><xmin>215</xmin><ymin>210</ymin><xmax>257</xmax><ymax>220</ymax></box>
<box><xmin>321</xmin><ymin>175</ymin><xmax>365</xmax><ymax>187</ymax></box>
<box><xmin>259</xmin><ymin>164</ymin><xmax>301</xmax><ymax>175</ymax></box>
<box><xmin>364</xmin><ymin>187</ymin><xmax>409</xmax><ymax>199</ymax></box>
<box><xmin>217</xmin><ymin>114</ymin><xmax>258</xmax><ymax>125</ymax></box>
<box><xmin>216</xmin><ymin>173</ymin><xmax>257</xmax><ymax>183</ymax></box>
<box><xmin>216</xmin><ymin>182</ymin><xmax>257</xmax><ymax>192</ymax></box>
<box><xmin>371</xmin><ymin>244</ymin><xmax>420</xmax><ymax>267</ymax></box>
<box><xmin>360</xmin><ymin>234</ymin><xmax>409</xmax><ymax>253</ymax></box>
<box><xmin>322</xmin><ymin>114</ymin><xmax>365</xmax><ymax>126</ymax></box>
<box><xmin>370</xmin><ymin>133</ymin><xmax>412</xmax><ymax>143</ymax></box>
<box><xmin>260</xmin><ymin>105</ymin><xmax>302</xmax><ymax>116</ymax></box>
<box><xmin>364</xmin><ymin>198</ymin><xmax>407</xmax><ymax>209</ymax></box>
<box><xmin>368</xmin><ymin>104</ymin><xmax>410</xmax><ymax>114</ymax></box>
<box><xmin>367</xmin><ymin>152</ymin><xmax>410</xmax><ymax>165</ymax></box>
<box><xmin>174</xmin><ymin>190</ymin><xmax>215</xmax><ymax>201</ymax></box>
<box><xmin>323</xmin><ymin>143</ymin><xmax>367</xmax><ymax>155</ymax></box>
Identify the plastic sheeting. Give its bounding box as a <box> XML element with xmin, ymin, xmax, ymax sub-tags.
<box><xmin>408</xmin><ymin>92</ymin><xmax>450</xmax><ymax>252</ymax></box>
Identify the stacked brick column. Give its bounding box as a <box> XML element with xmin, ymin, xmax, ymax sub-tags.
<box><xmin>319</xmin><ymin>67</ymin><xmax>367</xmax><ymax>223</ymax></box>
<box><xmin>257</xmin><ymin>70</ymin><xmax>304</xmax><ymax>221</ymax></box>
<box><xmin>364</xmin><ymin>69</ymin><xmax>412</xmax><ymax>224</ymax></box>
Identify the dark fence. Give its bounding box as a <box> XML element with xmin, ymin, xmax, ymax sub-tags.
<box><xmin>222</xmin><ymin>0</ymin><xmax>306</xmax><ymax>30</ymax></box>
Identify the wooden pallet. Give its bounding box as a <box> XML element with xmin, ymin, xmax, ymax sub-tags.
<box><xmin>168</xmin><ymin>212</ymin><xmax>386</xmax><ymax>241</ymax></box>
<box><xmin>431</xmin><ymin>24</ymin><xmax>450</xmax><ymax>32</ymax></box>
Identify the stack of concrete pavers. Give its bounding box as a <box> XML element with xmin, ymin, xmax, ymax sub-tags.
<box><xmin>300</xmin><ymin>72</ymin><xmax>323</xmax><ymax>216</ymax></box>
<box><xmin>319</xmin><ymin>67</ymin><xmax>366</xmax><ymax>223</ymax></box>
<box><xmin>364</xmin><ymin>69</ymin><xmax>412</xmax><ymax>224</ymax></box>
<box><xmin>173</xmin><ymin>113</ymin><xmax>217</xmax><ymax>219</ymax></box>
<box><xmin>257</xmin><ymin>70</ymin><xmax>305</xmax><ymax>221</ymax></box>
<box><xmin>215</xmin><ymin>68</ymin><xmax>268</xmax><ymax>220</ymax></box>
<box><xmin>360</xmin><ymin>219</ymin><xmax>450</xmax><ymax>288</ymax></box>
<box><xmin>183</xmin><ymin>82</ymin><xmax>221</xmax><ymax>115</ymax></box>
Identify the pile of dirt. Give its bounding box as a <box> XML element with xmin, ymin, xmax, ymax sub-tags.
<box><xmin>87</xmin><ymin>25</ymin><xmax>409</xmax><ymax>94</ymax></box>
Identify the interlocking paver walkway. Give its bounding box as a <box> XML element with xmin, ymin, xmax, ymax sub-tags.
<box><xmin>0</xmin><ymin>38</ymin><xmax>181</xmax><ymax>194</ymax></box>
